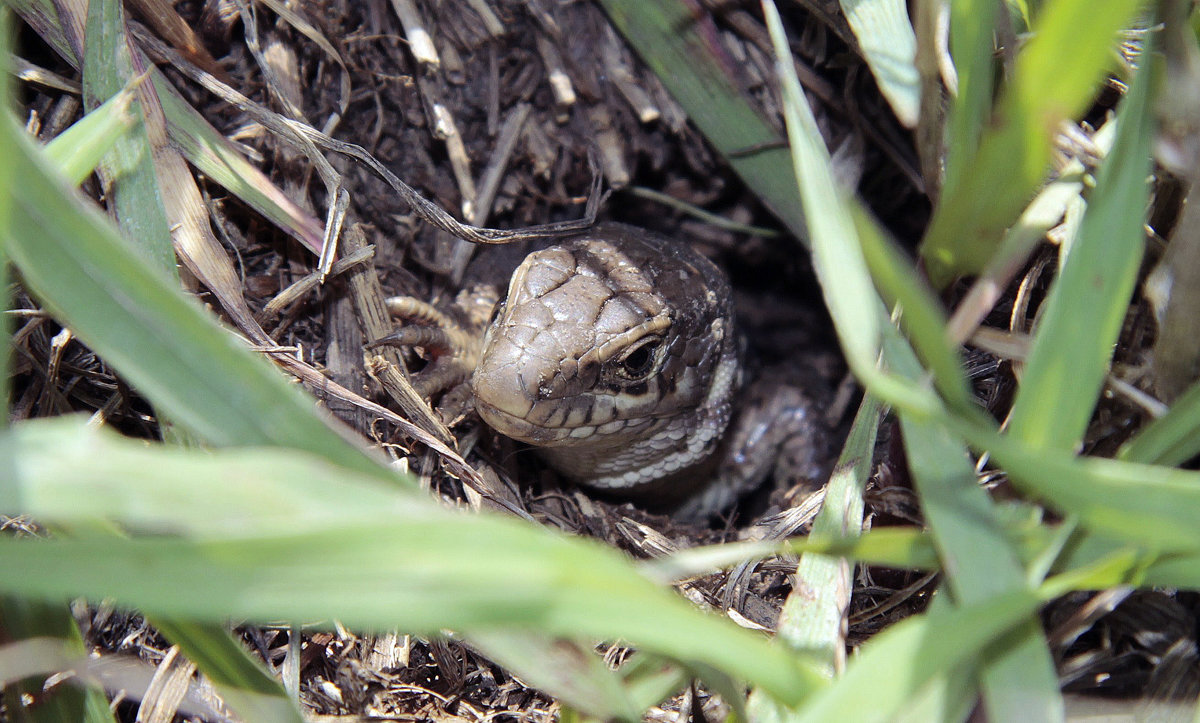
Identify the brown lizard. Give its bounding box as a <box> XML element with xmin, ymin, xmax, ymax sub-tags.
<box><xmin>380</xmin><ymin>222</ymin><xmax>831</xmax><ymax>519</ymax></box>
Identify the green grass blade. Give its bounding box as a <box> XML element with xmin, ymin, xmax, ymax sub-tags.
<box><xmin>962</xmin><ymin>422</ymin><xmax>1200</xmax><ymax>551</ymax></box>
<box><xmin>855</xmin><ymin>210</ymin><xmax>973</xmax><ymax>413</ymax></box>
<box><xmin>0</xmin><ymin>532</ymin><xmax>828</xmax><ymax>705</ymax></box>
<box><xmin>10</xmin><ymin>0</ymin><xmax>324</xmax><ymax>254</ymax></box>
<box><xmin>787</xmin><ymin>550</ymin><xmax>1143</xmax><ymax>723</ymax></box>
<box><xmin>785</xmin><ymin>395</ymin><xmax>881</xmax><ymax>663</ymax></box>
<box><xmin>890</xmin><ymin>594</ymin><xmax>982</xmax><ymax>723</ymax></box>
<box><xmin>2</xmin><ymin>416</ymin><xmax>414</xmax><ymax>537</ymax></box>
<box><xmin>922</xmin><ymin>0</ymin><xmax>1147</xmax><ymax>284</ymax></box>
<box><xmin>1</xmin><ymin>109</ymin><xmax>387</xmax><ymax>478</ymax></box>
<box><xmin>598</xmin><ymin>0</ymin><xmax>807</xmax><ymax>243</ymax></box>
<box><xmin>760</xmin><ymin>1</ymin><xmax>881</xmax><ymax>372</ymax></box>
<box><xmin>792</xmin><ymin>589</ymin><xmax>1043</xmax><ymax>722</ymax></box>
<box><xmin>82</xmin><ymin>0</ymin><xmax>176</xmax><ymax>275</ymax></box>
<box><xmin>940</xmin><ymin>0</ymin><xmax>1000</xmax><ymax>201</ymax></box>
<box><xmin>648</xmin><ymin>526</ymin><xmax>941</xmax><ymax>584</ymax></box>
<box><xmin>841</xmin><ymin>0</ymin><xmax>919</xmax><ymax>127</ymax></box>
<box><xmin>1119</xmin><ymin>378</ymin><xmax>1200</xmax><ymax>464</ymax></box>
<box><xmin>0</xmin><ymin>597</ymin><xmax>118</xmax><ymax>723</ymax></box>
<box><xmin>1</xmin><ymin>7</ymin><xmax>10</xmax><ymax>426</ymax></box>
<box><xmin>1049</xmin><ymin>532</ymin><xmax>1200</xmax><ymax>590</ymax></box>
<box><xmin>42</xmin><ymin>82</ymin><xmax>139</xmax><ymax>185</ymax></box>
<box><xmin>618</xmin><ymin>654</ymin><xmax>693</xmax><ymax>712</ymax></box>
<box><xmin>763</xmin><ymin>2</ymin><xmax>1063</xmax><ymax>711</ymax></box>
<box><xmin>1005</xmin><ymin>39</ymin><xmax>1154</xmax><ymax>450</ymax></box>
<box><xmin>156</xmin><ymin>81</ymin><xmax>324</xmax><ymax>253</ymax></box>
<box><xmin>898</xmin><ymin>410</ymin><xmax>1061</xmax><ymax>721</ymax></box>
<box><xmin>747</xmin><ymin>395</ymin><xmax>884</xmax><ymax>721</ymax></box>
<box><xmin>876</xmin><ymin>287</ymin><xmax>1060</xmax><ymax>720</ymax></box>
<box><xmin>148</xmin><ymin>618</ymin><xmax>305</xmax><ymax>723</ymax></box>
<box><xmin>0</xmin><ymin>417</ymin><xmax>826</xmax><ymax>708</ymax></box>
<box><xmin>469</xmin><ymin>632</ymin><xmax>645</xmax><ymax>721</ymax></box>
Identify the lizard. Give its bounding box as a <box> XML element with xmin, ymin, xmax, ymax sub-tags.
<box><xmin>378</xmin><ymin>222</ymin><xmax>831</xmax><ymax>520</ymax></box>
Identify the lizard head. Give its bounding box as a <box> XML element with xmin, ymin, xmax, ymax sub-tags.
<box><xmin>470</xmin><ymin>223</ymin><xmax>739</xmax><ymax>489</ymax></box>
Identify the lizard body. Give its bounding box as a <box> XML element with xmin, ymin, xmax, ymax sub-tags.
<box><xmin>383</xmin><ymin>222</ymin><xmax>830</xmax><ymax>517</ymax></box>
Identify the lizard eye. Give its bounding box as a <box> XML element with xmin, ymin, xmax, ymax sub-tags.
<box><xmin>616</xmin><ymin>338</ymin><xmax>662</xmax><ymax>381</ymax></box>
<box><xmin>486</xmin><ymin>300</ymin><xmax>506</xmax><ymax>327</ymax></box>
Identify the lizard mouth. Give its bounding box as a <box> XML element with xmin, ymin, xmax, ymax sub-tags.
<box><xmin>472</xmin><ymin>397</ymin><xmax>580</xmax><ymax>446</ymax></box>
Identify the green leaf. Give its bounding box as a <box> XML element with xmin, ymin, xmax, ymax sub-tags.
<box><xmin>1119</xmin><ymin>377</ymin><xmax>1200</xmax><ymax>464</ymax></box>
<box><xmin>598</xmin><ymin>0</ymin><xmax>807</xmax><ymax>243</ymax></box>
<box><xmin>43</xmin><ymin>83</ymin><xmax>139</xmax><ymax>186</ymax></box>
<box><xmin>841</xmin><ymin>0</ymin><xmax>920</xmax><ymax>127</ymax></box>
<box><xmin>148</xmin><ymin>618</ymin><xmax>305</xmax><ymax>723</ymax></box>
<box><xmin>792</xmin><ymin>590</ymin><xmax>1043</xmax><ymax>722</ymax></box>
<box><xmin>1</xmin><ymin>109</ymin><xmax>387</xmax><ymax>479</ymax></box>
<box><xmin>1005</xmin><ymin>36</ymin><xmax>1155</xmax><ymax>450</ymax></box>
<box><xmin>922</xmin><ymin>0</ymin><xmax>1147</xmax><ymax>284</ymax></box>
<box><xmin>0</xmin><ymin>417</ymin><xmax>826</xmax><ymax>708</ymax></box>
<box><xmin>898</xmin><ymin>412</ymin><xmax>1060</xmax><ymax>721</ymax></box>
<box><xmin>83</xmin><ymin>0</ymin><xmax>176</xmax><ymax>275</ymax></box>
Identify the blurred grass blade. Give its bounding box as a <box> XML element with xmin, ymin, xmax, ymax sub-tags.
<box><xmin>922</xmin><ymin>0</ymin><xmax>1147</xmax><ymax>284</ymax></box>
<box><xmin>1146</xmin><ymin>2</ymin><xmax>1200</xmax><ymax>403</ymax></box>
<box><xmin>0</xmin><ymin>530</ymin><xmax>827</xmax><ymax>707</ymax></box>
<box><xmin>3</xmin><ymin>415</ymin><xmax>418</xmax><ymax>537</ymax></box>
<box><xmin>891</xmin><ymin>594</ymin><xmax>980</xmax><ymax>723</ymax></box>
<box><xmin>598</xmin><ymin>0</ymin><xmax>807</xmax><ymax>243</ymax></box>
<box><xmin>1005</xmin><ymin>39</ymin><xmax>1154</xmax><ymax>451</ymax></box>
<box><xmin>1038</xmin><ymin>548</ymin><xmax>1148</xmax><ymax>598</ymax></box>
<box><xmin>1</xmin><ymin>7</ymin><xmax>11</xmax><ymax>425</ymax></box>
<box><xmin>793</xmin><ymin>589</ymin><xmax>1043</xmax><ymax>722</ymax></box>
<box><xmin>841</xmin><ymin>0</ymin><xmax>919</xmax><ymax>127</ymax></box>
<box><xmin>618</xmin><ymin>654</ymin><xmax>693</xmax><ymax>712</ymax></box>
<box><xmin>939</xmin><ymin>0</ymin><xmax>1000</xmax><ymax>200</ymax></box>
<box><xmin>0</xmin><ymin>598</ymin><xmax>118</xmax><ymax>723</ymax></box>
<box><xmin>1050</xmin><ymin>532</ymin><xmax>1200</xmax><ymax>590</ymax></box>
<box><xmin>0</xmin><ymin>417</ymin><xmax>827</xmax><ymax>708</ymax></box>
<box><xmin>149</xmin><ymin>618</ymin><xmax>305</xmax><ymax>723</ymax></box>
<box><xmin>1</xmin><ymin>109</ymin><xmax>387</xmax><ymax>478</ymax></box>
<box><xmin>469</xmin><ymin>632</ymin><xmax>645</xmax><ymax>720</ymax></box>
<box><xmin>1119</xmin><ymin>379</ymin><xmax>1200</xmax><ymax>464</ymax></box>
<box><xmin>43</xmin><ymin>79</ymin><xmax>139</xmax><ymax>185</ymax></box>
